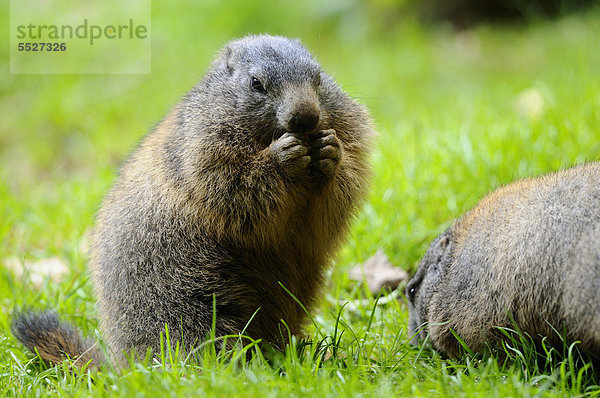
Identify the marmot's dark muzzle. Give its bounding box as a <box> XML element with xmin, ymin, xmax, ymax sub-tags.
<box><xmin>286</xmin><ymin>106</ymin><xmax>320</xmax><ymax>134</ymax></box>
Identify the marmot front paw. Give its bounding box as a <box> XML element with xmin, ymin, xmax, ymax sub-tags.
<box><xmin>271</xmin><ymin>132</ymin><xmax>311</xmax><ymax>179</ymax></box>
<box><xmin>309</xmin><ymin>129</ymin><xmax>341</xmax><ymax>179</ymax></box>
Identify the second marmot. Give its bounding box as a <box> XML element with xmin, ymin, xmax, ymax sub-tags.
<box><xmin>407</xmin><ymin>162</ymin><xmax>600</xmax><ymax>358</ymax></box>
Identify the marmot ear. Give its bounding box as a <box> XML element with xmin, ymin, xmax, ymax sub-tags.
<box><xmin>224</xmin><ymin>46</ymin><xmax>234</xmax><ymax>75</ymax></box>
<box><xmin>439</xmin><ymin>226</ymin><xmax>456</xmax><ymax>251</ymax></box>
<box><xmin>439</xmin><ymin>235</ymin><xmax>450</xmax><ymax>249</ymax></box>
<box><xmin>215</xmin><ymin>45</ymin><xmax>235</xmax><ymax>76</ymax></box>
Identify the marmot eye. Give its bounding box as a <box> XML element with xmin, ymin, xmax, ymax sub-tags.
<box><xmin>250</xmin><ymin>76</ymin><xmax>266</xmax><ymax>93</ymax></box>
<box><xmin>407</xmin><ymin>287</ymin><xmax>417</xmax><ymax>302</ymax></box>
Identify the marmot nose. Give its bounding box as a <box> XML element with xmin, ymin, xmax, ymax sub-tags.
<box><xmin>287</xmin><ymin>109</ymin><xmax>320</xmax><ymax>134</ymax></box>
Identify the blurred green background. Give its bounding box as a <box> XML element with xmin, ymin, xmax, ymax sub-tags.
<box><xmin>1</xmin><ymin>0</ymin><xmax>600</xmax><ymax>394</ymax></box>
<box><xmin>2</xmin><ymin>0</ymin><xmax>599</xmax><ymax>271</ymax></box>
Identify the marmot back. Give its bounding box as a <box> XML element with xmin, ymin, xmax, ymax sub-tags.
<box><xmin>13</xmin><ymin>35</ymin><xmax>375</xmax><ymax>368</ymax></box>
<box><xmin>407</xmin><ymin>162</ymin><xmax>600</xmax><ymax>358</ymax></box>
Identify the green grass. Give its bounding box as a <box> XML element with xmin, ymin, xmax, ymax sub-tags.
<box><xmin>2</xmin><ymin>1</ymin><xmax>600</xmax><ymax>396</ymax></box>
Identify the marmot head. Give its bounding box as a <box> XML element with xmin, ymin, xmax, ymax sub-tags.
<box><xmin>197</xmin><ymin>35</ymin><xmax>334</xmax><ymax>147</ymax></box>
<box><xmin>406</xmin><ymin>228</ymin><xmax>455</xmax><ymax>344</ymax></box>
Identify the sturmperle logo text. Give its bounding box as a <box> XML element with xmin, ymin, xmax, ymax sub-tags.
<box><xmin>16</xmin><ymin>19</ymin><xmax>149</xmax><ymax>46</ymax></box>
<box><xmin>10</xmin><ymin>0</ymin><xmax>151</xmax><ymax>74</ymax></box>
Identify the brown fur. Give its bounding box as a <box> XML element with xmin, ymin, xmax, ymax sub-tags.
<box><xmin>407</xmin><ymin>162</ymin><xmax>600</xmax><ymax>358</ymax></box>
<box><xmin>14</xmin><ymin>35</ymin><xmax>374</xmax><ymax>368</ymax></box>
<box><xmin>12</xmin><ymin>312</ymin><xmax>103</xmax><ymax>369</ymax></box>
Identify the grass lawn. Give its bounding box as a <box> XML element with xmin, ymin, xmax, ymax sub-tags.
<box><xmin>2</xmin><ymin>1</ymin><xmax>600</xmax><ymax>396</ymax></box>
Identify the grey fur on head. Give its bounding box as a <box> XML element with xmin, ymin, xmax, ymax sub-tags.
<box><xmin>407</xmin><ymin>162</ymin><xmax>600</xmax><ymax>358</ymax></box>
<box><xmin>190</xmin><ymin>35</ymin><xmax>329</xmax><ymax>147</ymax></box>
